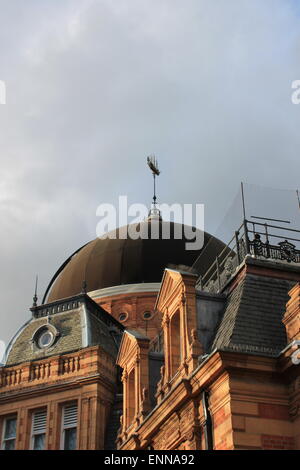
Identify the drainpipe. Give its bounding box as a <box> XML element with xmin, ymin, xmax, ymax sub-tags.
<box><xmin>202</xmin><ymin>391</ymin><xmax>213</xmax><ymax>450</ymax></box>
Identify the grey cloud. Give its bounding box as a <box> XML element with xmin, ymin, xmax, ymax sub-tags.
<box><xmin>0</xmin><ymin>0</ymin><xmax>300</xmax><ymax>353</ymax></box>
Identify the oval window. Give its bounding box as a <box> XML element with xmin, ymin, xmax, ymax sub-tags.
<box><xmin>143</xmin><ymin>311</ymin><xmax>152</xmax><ymax>320</ymax></box>
<box><xmin>38</xmin><ymin>330</ymin><xmax>54</xmax><ymax>349</ymax></box>
<box><xmin>119</xmin><ymin>313</ymin><xmax>127</xmax><ymax>322</ymax></box>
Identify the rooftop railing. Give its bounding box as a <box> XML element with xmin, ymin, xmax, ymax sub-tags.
<box><xmin>196</xmin><ymin>219</ymin><xmax>300</xmax><ymax>294</ymax></box>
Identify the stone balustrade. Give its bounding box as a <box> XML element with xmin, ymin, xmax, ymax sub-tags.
<box><xmin>0</xmin><ymin>346</ymin><xmax>115</xmax><ymax>391</ymax></box>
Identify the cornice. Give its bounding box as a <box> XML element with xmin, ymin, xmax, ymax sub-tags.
<box><xmin>89</xmin><ymin>283</ymin><xmax>161</xmax><ymax>300</ymax></box>
<box><xmin>120</xmin><ymin>348</ymin><xmax>281</xmax><ymax>449</ymax></box>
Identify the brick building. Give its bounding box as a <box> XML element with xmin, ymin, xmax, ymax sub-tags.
<box><xmin>1</xmin><ymin>216</ymin><xmax>300</xmax><ymax>450</ymax></box>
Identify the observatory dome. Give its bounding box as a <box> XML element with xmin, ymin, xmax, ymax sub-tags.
<box><xmin>46</xmin><ymin>220</ymin><xmax>226</xmax><ymax>303</ymax></box>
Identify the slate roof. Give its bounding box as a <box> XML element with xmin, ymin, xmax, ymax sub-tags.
<box><xmin>211</xmin><ymin>273</ymin><xmax>295</xmax><ymax>357</ymax></box>
<box><xmin>5</xmin><ymin>294</ymin><xmax>123</xmax><ymax>366</ymax></box>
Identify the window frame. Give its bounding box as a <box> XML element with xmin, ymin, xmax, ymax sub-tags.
<box><xmin>37</xmin><ymin>330</ymin><xmax>54</xmax><ymax>349</ymax></box>
<box><xmin>30</xmin><ymin>408</ymin><xmax>47</xmax><ymax>450</ymax></box>
<box><xmin>60</xmin><ymin>402</ymin><xmax>78</xmax><ymax>450</ymax></box>
<box><xmin>1</xmin><ymin>415</ymin><xmax>17</xmax><ymax>450</ymax></box>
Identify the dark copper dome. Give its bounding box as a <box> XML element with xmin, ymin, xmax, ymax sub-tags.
<box><xmin>45</xmin><ymin>221</ymin><xmax>226</xmax><ymax>303</ymax></box>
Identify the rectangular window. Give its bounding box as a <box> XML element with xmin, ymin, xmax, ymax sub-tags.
<box><xmin>61</xmin><ymin>403</ymin><xmax>78</xmax><ymax>450</ymax></box>
<box><xmin>2</xmin><ymin>416</ymin><xmax>17</xmax><ymax>450</ymax></box>
<box><xmin>31</xmin><ymin>409</ymin><xmax>47</xmax><ymax>450</ymax></box>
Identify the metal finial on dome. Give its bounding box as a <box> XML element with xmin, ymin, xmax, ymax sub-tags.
<box><xmin>32</xmin><ymin>275</ymin><xmax>38</xmax><ymax>308</ymax></box>
<box><xmin>147</xmin><ymin>155</ymin><xmax>162</xmax><ymax>220</ymax></box>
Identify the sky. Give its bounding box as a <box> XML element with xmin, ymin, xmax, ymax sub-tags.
<box><xmin>0</xmin><ymin>0</ymin><xmax>300</xmax><ymax>357</ymax></box>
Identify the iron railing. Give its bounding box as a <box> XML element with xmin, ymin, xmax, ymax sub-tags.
<box><xmin>196</xmin><ymin>219</ymin><xmax>300</xmax><ymax>294</ymax></box>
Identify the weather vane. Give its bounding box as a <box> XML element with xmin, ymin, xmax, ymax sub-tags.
<box><xmin>147</xmin><ymin>155</ymin><xmax>160</xmax><ymax>209</ymax></box>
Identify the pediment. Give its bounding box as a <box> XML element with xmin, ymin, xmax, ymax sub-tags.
<box><xmin>116</xmin><ymin>330</ymin><xmax>149</xmax><ymax>368</ymax></box>
<box><xmin>155</xmin><ymin>269</ymin><xmax>183</xmax><ymax>312</ymax></box>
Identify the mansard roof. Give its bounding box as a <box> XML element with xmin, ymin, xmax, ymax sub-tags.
<box><xmin>5</xmin><ymin>293</ymin><xmax>124</xmax><ymax>366</ymax></box>
<box><xmin>210</xmin><ymin>259</ymin><xmax>297</xmax><ymax>357</ymax></box>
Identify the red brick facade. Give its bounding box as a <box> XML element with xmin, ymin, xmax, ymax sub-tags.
<box><xmin>1</xmin><ymin>267</ymin><xmax>300</xmax><ymax>450</ymax></box>
<box><xmin>116</xmin><ymin>270</ymin><xmax>300</xmax><ymax>451</ymax></box>
<box><xmin>0</xmin><ymin>346</ymin><xmax>117</xmax><ymax>449</ymax></box>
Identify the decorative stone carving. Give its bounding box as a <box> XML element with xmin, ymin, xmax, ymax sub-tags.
<box><xmin>162</xmin><ymin>311</ymin><xmax>170</xmax><ymax>326</ymax></box>
<box><xmin>140</xmin><ymin>387</ymin><xmax>150</xmax><ymax>416</ymax></box>
<box><xmin>187</xmin><ymin>329</ymin><xmax>203</xmax><ymax>374</ymax></box>
<box><xmin>155</xmin><ymin>434</ymin><xmax>167</xmax><ymax>450</ymax></box>
<box><xmin>155</xmin><ymin>365</ymin><xmax>165</xmax><ymax>400</ymax></box>
<box><xmin>121</xmin><ymin>368</ymin><xmax>128</xmax><ymax>382</ymax></box>
<box><xmin>159</xmin><ymin>365</ymin><xmax>165</xmax><ymax>386</ymax></box>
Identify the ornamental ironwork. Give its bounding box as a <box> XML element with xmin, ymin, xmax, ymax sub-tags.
<box><xmin>252</xmin><ymin>233</ymin><xmax>264</xmax><ymax>256</ymax></box>
<box><xmin>248</xmin><ymin>237</ymin><xmax>300</xmax><ymax>264</ymax></box>
<box><xmin>200</xmin><ymin>218</ymin><xmax>300</xmax><ymax>295</ymax></box>
<box><xmin>278</xmin><ymin>240</ymin><xmax>297</xmax><ymax>263</ymax></box>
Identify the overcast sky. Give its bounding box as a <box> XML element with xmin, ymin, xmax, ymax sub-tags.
<box><xmin>0</xmin><ymin>0</ymin><xmax>300</xmax><ymax>358</ymax></box>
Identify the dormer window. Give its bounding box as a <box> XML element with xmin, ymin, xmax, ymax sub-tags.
<box><xmin>37</xmin><ymin>330</ymin><xmax>54</xmax><ymax>349</ymax></box>
<box><xmin>31</xmin><ymin>324</ymin><xmax>59</xmax><ymax>351</ymax></box>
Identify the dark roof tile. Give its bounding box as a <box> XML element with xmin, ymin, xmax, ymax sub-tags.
<box><xmin>212</xmin><ymin>274</ymin><xmax>295</xmax><ymax>357</ymax></box>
